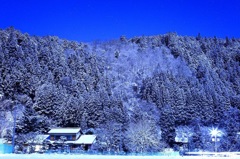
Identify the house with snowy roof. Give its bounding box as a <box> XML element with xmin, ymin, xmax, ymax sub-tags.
<box><xmin>48</xmin><ymin>127</ymin><xmax>83</xmax><ymax>141</ymax></box>
<box><xmin>47</xmin><ymin>127</ymin><xmax>96</xmax><ymax>151</ymax></box>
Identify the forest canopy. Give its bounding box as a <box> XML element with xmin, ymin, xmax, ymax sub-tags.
<box><xmin>0</xmin><ymin>28</ymin><xmax>240</xmax><ymax>152</ymax></box>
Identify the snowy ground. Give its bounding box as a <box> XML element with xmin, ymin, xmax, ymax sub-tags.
<box><xmin>0</xmin><ymin>154</ymin><xmax>240</xmax><ymax>159</ymax></box>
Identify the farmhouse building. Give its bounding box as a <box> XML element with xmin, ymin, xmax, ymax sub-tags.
<box><xmin>48</xmin><ymin>127</ymin><xmax>82</xmax><ymax>141</ymax></box>
<box><xmin>47</xmin><ymin>127</ymin><xmax>96</xmax><ymax>151</ymax></box>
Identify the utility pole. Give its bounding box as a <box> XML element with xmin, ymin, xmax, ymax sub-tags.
<box><xmin>11</xmin><ymin>104</ymin><xmax>22</xmax><ymax>153</ymax></box>
<box><xmin>214</xmin><ymin>135</ymin><xmax>217</xmax><ymax>152</ymax></box>
<box><xmin>12</xmin><ymin>107</ymin><xmax>16</xmax><ymax>153</ymax></box>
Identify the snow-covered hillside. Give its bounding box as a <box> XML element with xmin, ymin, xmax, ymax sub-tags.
<box><xmin>0</xmin><ymin>28</ymin><xmax>240</xmax><ymax>153</ymax></box>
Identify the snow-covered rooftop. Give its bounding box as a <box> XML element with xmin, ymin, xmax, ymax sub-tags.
<box><xmin>175</xmin><ymin>136</ymin><xmax>188</xmax><ymax>143</ymax></box>
<box><xmin>48</xmin><ymin>128</ymin><xmax>81</xmax><ymax>134</ymax></box>
<box><xmin>75</xmin><ymin>135</ymin><xmax>96</xmax><ymax>144</ymax></box>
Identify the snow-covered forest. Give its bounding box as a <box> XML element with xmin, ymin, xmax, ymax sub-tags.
<box><xmin>0</xmin><ymin>27</ymin><xmax>240</xmax><ymax>153</ymax></box>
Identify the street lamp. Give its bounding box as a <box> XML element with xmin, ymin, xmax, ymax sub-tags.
<box><xmin>209</xmin><ymin>127</ymin><xmax>223</xmax><ymax>152</ymax></box>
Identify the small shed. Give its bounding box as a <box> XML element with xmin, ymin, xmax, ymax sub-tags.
<box><xmin>74</xmin><ymin>135</ymin><xmax>96</xmax><ymax>150</ymax></box>
<box><xmin>0</xmin><ymin>138</ymin><xmax>12</xmax><ymax>154</ymax></box>
<box><xmin>175</xmin><ymin>126</ymin><xmax>193</xmax><ymax>150</ymax></box>
<box><xmin>175</xmin><ymin>134</ymin><xmax>189</xmax><ymax>143</ymax></box>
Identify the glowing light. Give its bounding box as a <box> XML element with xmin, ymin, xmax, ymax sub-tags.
<box><xmin>209</xmin><ymin>127</ymin><xmax>223</xmax><ymax>152</ymax></box>
<box><xmin>209</xmin><ymin>127</ymin><xmax>223</xmax><ymax>138</ymax></box>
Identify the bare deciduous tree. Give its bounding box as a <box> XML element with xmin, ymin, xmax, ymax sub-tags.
<box><xmin>125</xmin><ymin>120</ymin><xmax>162</xmax><ymax>153</ymax></box>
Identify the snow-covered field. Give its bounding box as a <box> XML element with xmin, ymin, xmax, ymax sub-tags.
<box><xmin>0</xmin><ymin>154</ymin><xmax>240</xmax><ymax>159</ymax></box>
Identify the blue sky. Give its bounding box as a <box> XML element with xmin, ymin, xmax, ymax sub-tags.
<box><xmin>0</xmin><ymin>0</ymin><xmax>240</xmax><ymax>42</ymax></box>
